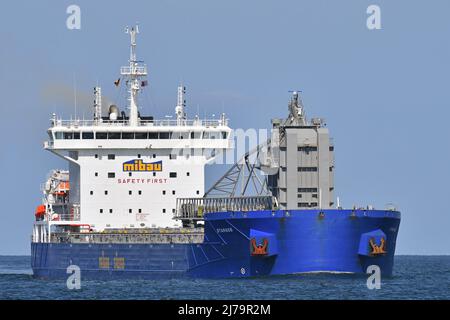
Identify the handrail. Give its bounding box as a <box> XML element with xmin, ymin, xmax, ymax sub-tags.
<box><xmin>52</xmin><ymin>118</ymin><xmax>228</xmax><ymax>128</ymax></box>
<box><xmin>175</xmin><ymin>196</ymin><xmax>274</xmax><ymax>220</ymax></box>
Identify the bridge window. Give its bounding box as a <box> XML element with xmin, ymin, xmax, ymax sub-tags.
<box><xmin>108</xmin><ymin>154</ymin><xmax>115</xmax><ymax>160</ymax></box>
<box><xmin>159</xmin><ymin>132</ymin><xmax>171</xmax><ymax>139</ymax></box>
<box><xmin>107</xmin><ymin>132</ymin><xmax>121</xmax><ymax>139</ymax></box>
<box><xmin>96</xmin><ymin>132</ymin><xmax>107</xmax><ymax>139</ymax></box>
<box><xmin>191</xmin><ymin>132</ymin><xmax>202</xmax><ymax>139</ymax></box>
<box><xmin>63</xmin><ymin>132</ymin><xmax>73</xmax><ymax>139</ymax></box>
<box><xmin>135</xmin><ymin>132</ymin><xmax>147</xmax><ymax>139</ymax></box>
<box><xmin>82</xmin><ymin>132</ymin><xmax>94</xmax><ymax>139</ymax></box>
<box><xmin>122</xmin><ymin>132</ymin><xmax>134</xmax><ymax>139</ymax></box>
<box><xmin>55</xmin><ymin>132</ymin><xmax>63</xmax><ymax>139</ymax></box>
<box><xmin>73</xmin><ymin>132</ymin><xmax>80</xmax><ymax>139</ymax></box>
<box><xmin>222</xmin><ymin>132</ymin><xmax>228</xmax><ymax>139</ymax></box>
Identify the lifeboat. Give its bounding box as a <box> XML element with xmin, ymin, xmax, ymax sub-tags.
<box><xmin>34</xmin><ymin>205</ymin><xmax>46</xmax><ymax>220</ymax></box>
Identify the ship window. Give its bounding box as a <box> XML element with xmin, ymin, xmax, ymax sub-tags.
<box><xmin>100</xmin><ymin>209</ymin><xmax>103</xmax><ymax>213</ymax></box>
<box><xmin>122</xmin><ymin>132</ymin><xmax>134</xmax><ymax>139</ymax></box>
<box><xmin>159</xmin><ymin>132</ymin><xmax>171</xmax><ymax>139</ymax></box>
<box><xmin>135</xmin><ymin>132</ymin><xmax>147</xmax><ymax>139</ymax></box>
<box><xmin>298</xmin><ymin>167</ymin><xmax>318</xmax><ymax>172</ymax></box>
<box><xmin>82</xmin><ymin>132</ymin><xmax>94</xmax><ymax>139</ymax></box>
<box><xmin>73</xmin><ymin>132</ymin><xmax>80</xmax><ymax>139</ymax></box>
<box><xmin>129</xmin><ymin>172</ymin><xmax>132</xmax><ymax>177</ymax></box>
<box><xmin>329</xmin><ymin>167</ymin><xmax>333</xmax><ymax>172</ymax></box>
<box><xmin>108</xmin><ymin>154</ymin><xmax>115</xmax><ymax>160</ymax></box>
<box><xmin>108</xmin><ymin>132</ymin><xmax>121</xmax><ymax>139</ymax></box>
<box><xmin>138</xmin><ymin>190</ymin><xmax>142</xmax><ymax>195</ymax></box>
<box><xmin>298</xmin><ymin>146</ymin><xmax>318</xmax><ymax>152</ymax></box>
<box><xmin>169</xmin><ymin>172</ymin><xmax>177</xmax><ymax>178</ymax></box>
<box><xmin>129</xmin><ymin>209</ymin><xmax>132</xmax><ymax>213</ymax></box>
<box><xmin>139</xmin><ymin>209</ymin><xmax>142</xmax><ymax>213</ymax></box>
<box><xmin>172</xmin><ymin>190</ymin><xmax>176</xmax><ymax>195</ymax></box>
<box><xmin>162</xmin><ymin>190</ymin><xmax>166</xmax><ymax>195</ymax></box>
<box><xmin>109</xmin><ymin>209</ymin><xmax>113</xmax><ymax>213</ymax></box>
<box><xmin>172</xmin><ymin>132</ymin><xmax>189</xmax><ymax>139</ymax></box>
<box><xmin>153</xmin><ymin>154</ymin><xmax>156</xmax><ymax>158</ymax></box>
<box><xmin>148</xmin><ymin>132</ymin><xmax>158</xmax><ymax>139</ymax></box>
<box><xmin>169</xmin><ymin>154</ymin><xmax>177</xmax><ymax>160</ymax></box>
<box><xmin>172</xmin><ymin>209</ymin><xmax>176</xmax><ymax>213</ymax></box>
<box><xmin>129</xmin><ymin>190</ymin><xmax>132</xmax><ymax>195</ymax></box>
<box><xmin>137</xmin><ymin>154</ymin><xmax>141</xmax><ymax>158</ymax></box>
<box><xmin>297</xmin><ymin>194</ymin><xmax>302</xmax><ymax>198</ymax></box>
<box><xmin>105</xmin><ymin>190</ymin><xmax>108</xmax><ymax>195</ymax></box>
<box><xmin>153</xmin><ymin>172</ymin><xmax>156</xmax><ymax>177</ymax></box>
<box><xmin>196</xmin><ymin>190</ymin><xmax>200</xmax><ymax>195</ymax></box>
<box><xmin>312</xmin><ymin>194</ymin><xmax>318</xmax><ymax>198</ymax></box>
<box><xmin>191</xmin><ymin>132</ymin><xmax>202</xmax><ymax>139</ymax></box>
<box><xmin>95</xmin><ymin>154</ymin><xmax>98</xmax><ymax>159</ymax></box>
<box><xmin>298</xmin><ymin>188</ymin><xmax>318</xmax><ymax>193</ymax></box>
<box><xmin>163</xmin><ymin>209</ymin><xmax>166</xmax><ymax>213</ymax></box>
<box><xmin>95</xmin><ymin>172</ymin><xmax>98</xmax><ymax>177</ymax></box>
<box><xmin>186</xmin><ymin>172</ymin><xmax>190</xmax><ymax>176</ymax></box>
<box><xmin>55</xmin><ymin>132</ymin><xmax>63</xmax><ymax>139</ymax></box>
<box><xmin>329</xmin><ymin>146</ymin><xmax>334</xmax><ymax>151</ymax></box>
<box><xmin>63</xmin><ymin>132</ymin><xmax>73</xmax><ymax>139</ymax></box>
<box><xmin>96</xmin><ymin>132</ymin><xmax>107</xmax><ymax>139</ymax></box>
<box><xmin>222</xmin><ymin>132</ymin><xmax>228</xmax><ymax>139</ymax></box>
<box><xmin>90</xmin><ymin>191</ymin><xmax>93</xmax><ymax>195</ymax></box>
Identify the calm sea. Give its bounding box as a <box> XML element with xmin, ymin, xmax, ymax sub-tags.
<box><xmin>0</xmin><ymin>256</ymin><xmax>449</xmax><ymax>300</ymax></box>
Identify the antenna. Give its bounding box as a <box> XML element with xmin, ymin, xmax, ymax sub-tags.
<box><xmin>73</xmin><ymin>73</ymin><xmax>77</xmax><ymax>120</ymax></box>
<box><xmin>175</xmin><ymin>85</ymin><xmax>186</xmax><ymax>125</ymax></box>
<box><xmin>122</xmin><ymin>24</ymin><xmax>148</xmax><ymax>126</ymax></box>
<box><xmin>287</xmin><ymin>90</ymin><xmax>306</xmax><ymax>125</ymax></box>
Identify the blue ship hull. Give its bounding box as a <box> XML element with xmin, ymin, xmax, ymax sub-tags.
<box><xmin>32</xmin><ymin>209</ymin><xmax>400</xmax><ymax>279</ymax></box>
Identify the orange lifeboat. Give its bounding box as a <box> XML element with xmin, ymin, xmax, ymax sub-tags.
<box><xmin>35</xmin><ymin>205</ymin><xmax>46</xmax><ymax>218</ymax></box>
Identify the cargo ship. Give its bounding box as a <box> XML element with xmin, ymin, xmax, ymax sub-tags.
<box><xmin>31</xmin><ymin>26</ymin><xmax>400</xmax><ymax>279</ymax></box>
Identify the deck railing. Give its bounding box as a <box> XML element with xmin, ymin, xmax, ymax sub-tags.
<box><xmin>175</xmin><ymin>196</ymin><xmax>274</xmax><ymax>220</ymax></box>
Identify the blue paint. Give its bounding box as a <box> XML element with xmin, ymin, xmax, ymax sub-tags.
<box><xmin>32</xmin><ymin>209</ymin><xmax>400</xmax><ymax>279</ymax></box>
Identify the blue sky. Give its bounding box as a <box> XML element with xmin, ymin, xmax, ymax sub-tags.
<box><xmin>1</xmin><ymin>0</ymin><xmax>449</xmax><ymax>255</ymax></box>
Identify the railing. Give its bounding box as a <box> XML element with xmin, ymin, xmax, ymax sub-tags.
<box><xmin>175</xmin><ymin>196</ymin><xmax>274</xmax><ymax>220</ymax></box>
<box><xmin>48</xmin><ymin>204</ymin><xmax>81</xmax><ymax>222</ymax></box>
<box><xmin>120</xmin><ymin>66</ymin><xmax>148</xmax><ymax>75</ymax></box>
<box><xmin>53</xmin><ymin>118</ymin><xmax>228</xmax><ymax>128</ymax></box>
<box><xmin>50</xmin><ymin>229</ymin><xmax>204</xmax><ymax>244</ymax></box>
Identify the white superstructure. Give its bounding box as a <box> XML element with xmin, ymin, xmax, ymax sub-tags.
<box><xmin>33</xmin><ymin>26</ymin><xmax>232</xmax><ymax>239</ymax></box>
